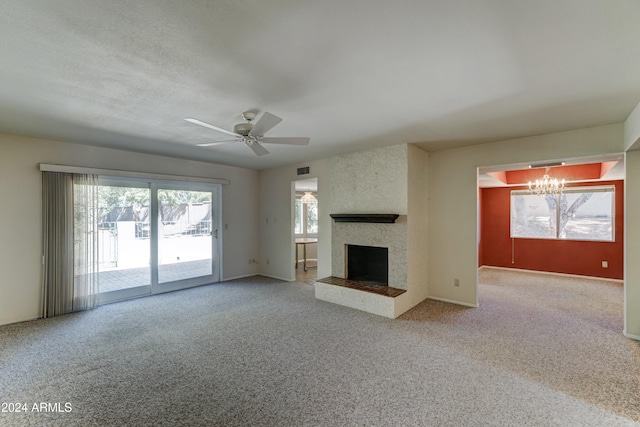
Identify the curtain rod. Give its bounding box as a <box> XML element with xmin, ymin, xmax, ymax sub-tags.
<box><xmin>39</xmin><ymin>164</ymin><xmax>230</xmax><ymax>185</ymax></box>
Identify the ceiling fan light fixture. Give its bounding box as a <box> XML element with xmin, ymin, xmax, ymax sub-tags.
<box><xmin>234</xmin><ymin>122</ymin><xmax>253</xmax><ymax>135</ymax></box>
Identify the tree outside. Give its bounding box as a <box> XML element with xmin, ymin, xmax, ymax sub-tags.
<box><xmin>511</xmin><ymin>189</ymin><xmax>613</xmax><ymax>241</ymax></box>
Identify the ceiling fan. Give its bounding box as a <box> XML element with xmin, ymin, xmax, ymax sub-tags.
<box><xmin>185</xmin><ymin>111</ymin><xmax>310</xmax><ymax>156</ymax></box>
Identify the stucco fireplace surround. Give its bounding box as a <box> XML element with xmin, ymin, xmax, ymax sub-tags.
<box><xmin>314</xmin><ymin>144</ymin><xmax>429</xmax><ymax>318</ymax></box>
<box><xmin>315</xmin><ymin>214</ymin><xmax>408</xmax><ymax>318</ymax></box>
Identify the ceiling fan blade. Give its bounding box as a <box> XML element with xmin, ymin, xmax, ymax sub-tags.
<box><xmin>185</xmin><ymin>118</ymin><xmax>241</xmax><ymax>138</ymax></box>
<box><xmin>249</xmin><ymin>112</ymin><xmax>282</xmax><ymax>136</ymax></box>
<box><xmin>261</xmin><ymin>137</ymin><xmax>310</xmax><ymax>146</ymax></box>
<box><xmin>196</xmin><ymin>140</ymin><xmax>237</xmax><ymax>147</ymax></box>
<box><xmin>247</xmin><ymin>141</ymin><xmax>269</xmax><ymax>156</ymax></box>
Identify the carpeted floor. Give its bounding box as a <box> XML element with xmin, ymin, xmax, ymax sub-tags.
<box><xmin>1</xmin><ymin>268</ymin><xmax>639</xmax><ymax>426</ymax></box>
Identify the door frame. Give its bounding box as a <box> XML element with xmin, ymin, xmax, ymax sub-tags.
<box><xmin>97</xmin><ymin>176</ymin><xmax>222</xmax><ymax>304</ymax></box>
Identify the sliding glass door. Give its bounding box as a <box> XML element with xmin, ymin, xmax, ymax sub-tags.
<box><xmin>97</xmin><ymin>180</ymin><xmax>152</xmax><ymax>300</ymax></box>
<box><xmin>98</xmin><ymin>178</ymin><xmax>221</xmax><ymax>304</ymax></box>
<box><xmin>155</xmin><ymin>185</ymin><xmax>218</xmax><ymax>292</ymax></box>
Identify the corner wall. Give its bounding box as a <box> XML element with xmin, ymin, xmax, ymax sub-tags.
<box><xmin>625</xmin><ymin>150</ymin><xmax>640</xmax><ymax>339</ymax></box>
<box><xmin>258</xmin><ymin>159</ymin><xmax>332</xmax><ymax>281</ymax></box>
<box><xmin>397</xmin><ymin>145</ymin><xmax>429</xmax><ymax>315</ymax></box>
<box><xmin>625</xmin><ymin>102</ymin><xmax>640</xmax><ymax>150</ymax></box>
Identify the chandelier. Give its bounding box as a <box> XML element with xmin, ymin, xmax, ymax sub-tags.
<box><xmin>300</xmin><ymin>191</ymin><xmax>317</xmax><ymax>204</ymax></box>
<box><xmin>528</xmin><ymin>167</ymin><xmax>565</xmax><ymax>196</ymax></box>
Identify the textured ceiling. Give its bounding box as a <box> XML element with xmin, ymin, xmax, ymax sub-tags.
<box><xmin>1</xmin><ymin>1</ymin><xmax>640</xmax><ymax>170</ymax></box>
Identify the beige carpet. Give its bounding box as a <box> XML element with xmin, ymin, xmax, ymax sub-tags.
<box><xmin>402</xmin><ymin>267</ymin><xmax>640</xmax><ymax>422</ymax></box>
<box><xmin>0</xmin><ymin>268</ymin><xmax>638</xmax><ymax>426</ymax></box>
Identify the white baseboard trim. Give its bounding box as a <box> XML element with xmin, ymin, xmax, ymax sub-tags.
<box><xmin>427</xmin><ymin>296</ymin><xmax>478</xmax><ymax>308</ymax></box>
<box><xmin>223</xmin><ymin>273</ymin><xmax>295</xmax><ymax>282</ymax></box>
<box><xmin>623</xmin><ymin>331</ymin><xmax>640</xmax><ymax>341</ymax></box>
<box><xmin>222</xmin><ymin>274</ymin><xmax>259</xmax><ymax>282</ymax></box>
<box><xmin>0</xmin><ymin>315</ymin><xmax>39</xmax><ymax>327</ymax></box>
<box><xmin>479</xmin><ymin>265</ymin><xmax>623</xmax><ymax>284</ymax></box>
<box><xmin>260</xmin><ymin>274</ymin><xmax>294</xmax><ymax>282</ymax></box>
<box><xmin>223</xmin><ymin>273</ymin><xmax>294</xmax><ymax>282</ymax></box>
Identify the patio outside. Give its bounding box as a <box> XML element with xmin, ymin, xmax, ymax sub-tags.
<box><xmin>97</xmin><ymin>186</ymin><xmax>214</xmax><ymax>293</ymax></box>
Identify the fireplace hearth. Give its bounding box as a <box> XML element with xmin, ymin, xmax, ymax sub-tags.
<box><xmin>346</xmin><ymin>244</ymin><xmax>388</xmax><ymax>286</ymax></box>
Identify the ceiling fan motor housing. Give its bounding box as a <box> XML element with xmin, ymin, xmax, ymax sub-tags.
<box><xmin>234</xmin><ymin>122</ymin><xmax>253</xmax><ymax>136</ymax></box>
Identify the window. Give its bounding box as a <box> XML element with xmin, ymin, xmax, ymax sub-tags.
<box><xmin>510</xmin><ymin>186</ymin><xmax>614</xmax><ymax>242</ymax></box>
<box><xmin>295</xmin><ymin>193</ymin><xmax>318</xmax><ymax>236</ymax></box>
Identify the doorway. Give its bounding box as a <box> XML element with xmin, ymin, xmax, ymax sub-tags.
<box><xmin>477</xmin><ymin>154</ymin><xmax>625</xmax><ymax>310</ymax></box>
<box><xmin>97</xmin><ymin>177</ymin><xmax>221</xmax><ymax>304</ymax></box>
<box><xmin>293</xmin><ymin>177</ymin><xmax>318</xmax><ymax>285</ymax></box>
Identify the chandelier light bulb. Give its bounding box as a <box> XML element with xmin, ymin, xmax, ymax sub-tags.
<box><xmin>528</xmin><ymin>168</ymin><xmax>565</xmax><ymax>195</ymax></box>
<box><xmin>300</xmin><ymin>191</ymin><xmax>317</xmax><ymax>204</ymax></box>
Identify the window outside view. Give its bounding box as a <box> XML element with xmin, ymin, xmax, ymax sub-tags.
<box><xmin>98</xmin><ymin>185</ymin><xmax>151</xmax><ymax>291</ymax></box>
<box><xmin>97</xmin><ymin>185</ymin><xmax>214</xmax><ymax>293</ymax></box>
<box><xmin>157</xmin><ymin>189</ymin><xmax>212</xmax><ymax>283</ymax></box>
<box><xmin>295</xmin><ymin>199</ymin><xmax>318</xmax><ymax>235</ymax></box>
<box><xmin>510</xmin><ymin>187</ymin><xmax>614</xmax><ymax>241</ymax></box>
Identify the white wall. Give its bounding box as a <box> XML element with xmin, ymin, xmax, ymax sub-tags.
<box><xmin>625</xmin><ymin>101</ymin><xmax>640</xmax><ymax>150</ymax></box>
<box><xmin>0</xmin><ymin>133</ymin><xmax>259</xmax><ymax>326</ymax></box>
<box><xmin>624</xmin><ymin>103</ymin><xmax>640</xmax><ymax>338</ymax></box>
<box><xmin>258</xmin><ymin>159</ymin><xmax>332</xmax><ymax>281</ymax></box>
<box><xmin>625</xmin><ymin>150</ymin><xmax>640</xmax><ymax>339</ymax></box>
<box><xmin>399</xmin><ymin>144</ymin><xmax>429</xmax><ymax>314</ymax></box>
<box><xmin>428</xmin><ymin>124</ymin><xmax>625</xmax><ymax>308</ymax></box>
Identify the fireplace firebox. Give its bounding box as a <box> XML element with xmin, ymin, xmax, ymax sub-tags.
<box><xmin>346</xmin><ymin>244</ymin><xmax>388</xmax><ymax>286</ymax></box>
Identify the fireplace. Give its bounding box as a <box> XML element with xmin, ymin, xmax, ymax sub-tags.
<box><xmin>346</xmin><ymin>244</ymin><xmax>388</xmax><ymax>286</ymax></box>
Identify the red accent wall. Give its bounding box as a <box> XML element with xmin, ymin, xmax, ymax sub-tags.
<box><xmin>479</xmin><ymin>181</ymin><xmax>623</xmax><ymax>280</ymax></box>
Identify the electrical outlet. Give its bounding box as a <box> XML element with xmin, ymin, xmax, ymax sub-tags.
<box><xmin>454</xmin><ymin>278</ymin><xmax>460</xmax><ymax>287</ymax></box>
<box><xmin>602</xmin><ymin>261</ymin><xmax>608</xmax><ymax>268</ymax></box>
<box><xmin>266</xmin><ymin>259</ymin><xmax>269</xmax><ymax>265</ymax></box>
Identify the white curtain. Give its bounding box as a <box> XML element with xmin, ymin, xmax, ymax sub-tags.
<box><xmin>72</xmin><ymin>174</ymin><xmax>99</xmax><ymax>311</ymax></box>
<box><xmin>42</xmin><ymin>172</ymin><xmax>99</xmax><ymax>317</ymax></box>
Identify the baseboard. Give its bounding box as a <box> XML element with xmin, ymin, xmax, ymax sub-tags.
<box><xmin>427</xmin><ymin>296</ymin><xmax>478</xmax><ymax>308</ymax></box>
<box><xmin>0</xmin><ymin>315</ymin><xmax>39</xmax><ymax>327</ymax></box>
<box><xmin>259</xmin><ymin>274</ymin><xmax>294</xmax><ymax>282</ymax></box>
<box><xmin>222</xmin><ymin>274</ymin><xmax>259</xmax><ymax>282</ymax></box>
<box><xmin>223</xmin><ymin>273</ymin><xmax>294</xmax><ymax>282</ymax></box>
<box><xmin>479</xmin><ymin>265</ymin><xmax>623</xmax><ymax>284</ymax></box>
<box><xmin>623</xmin><ymin>330</ymin><xmax>640</xmax><ymax>341</ymax></box>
